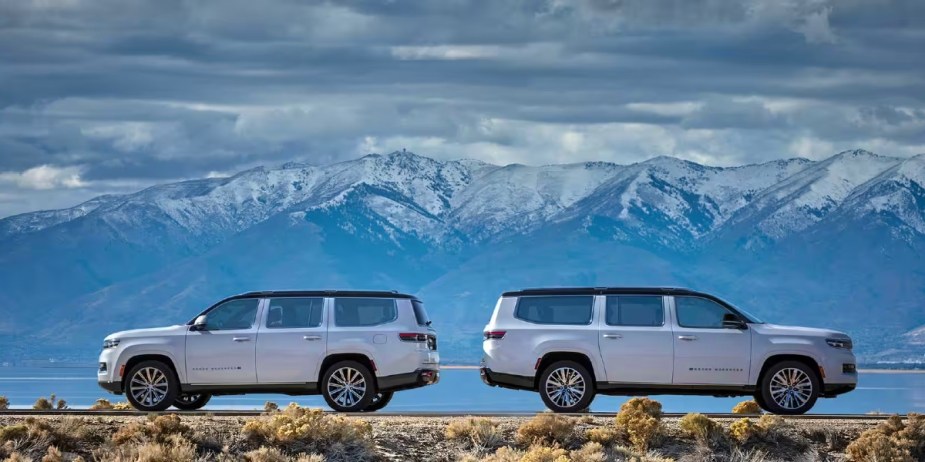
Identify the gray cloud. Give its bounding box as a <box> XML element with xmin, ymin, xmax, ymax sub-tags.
<box><xmin>0</xmin><ymin>0</ymin><xmax>923</xmax><ymax>217</ymax></box>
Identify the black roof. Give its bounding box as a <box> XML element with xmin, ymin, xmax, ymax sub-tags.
<box><xmin>234</xmin><ymin>290</ymin><xmax>418</xmax><ymax>300</ymax></box>
<box><xmin>501</xmin><ymin>287</ymin><xmax>707</xmax><ymax>297</ymax></box>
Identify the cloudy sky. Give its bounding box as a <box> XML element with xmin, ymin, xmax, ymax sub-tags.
<box><xmin>1</xmin><ymin>0</ymin><xmax>924</xmax><ymax>217</ymax></box>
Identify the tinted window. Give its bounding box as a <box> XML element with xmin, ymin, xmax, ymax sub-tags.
<box><xmin>514</xmin><ymin>296</ymin><xmax>593</xmax><ymax>325</ymax></box>
<box><xmin>606</xmin><ymin>296</ymin><xmax>664</xmax><ymax>326</ymax></box>
<box><xmin>412</xmin><ymin>300</ymin><xmax>431</xmax><ymax>326</ymax></box>
<box><xmin>675</xmin><ymin>296</ymin><xmax>733</xmax><ymax>328</ymax></box>
<box><xmin>205</xmin><ymin>299</ymin><xmax>259</xmax><ymax>331</ymax></box>
<box><xmin>334</xmin><ymin>298</ymin><xmax>397</xmax><ymax>327</ymax></box>
<box><xmin>266</xmin><ymin>298</ymin><xmax>323</xmax><ymax>329</ymax></box>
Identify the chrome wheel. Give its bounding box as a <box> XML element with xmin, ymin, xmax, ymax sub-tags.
<box><xmin>769</xmin><ymin>367</ymin><xmax>813</xmax><ymax>410</ymax></box>
<box><xmin>129</xmin><ymin>367</ymin><xmax>169</xmax><ymax>407</ymax></box>
<box><xmin>327</xmin><ymin>367</ymin><xmax>367</xmax><ymax>408</ymax></box>
<box><xmin>544</xmin><ymin>366</ymin><xmax>585</xmax><ymax>409</ymax></box>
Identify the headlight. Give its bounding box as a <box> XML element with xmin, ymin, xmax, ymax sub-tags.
<box><xmin>102</xmin><ymin>339</ymin><xmax>120</xmax><ymax>349</ymax></box>
<box><xmin>826</xmin><ymin>338</ymin><xmax>852</xmax><ymax>350</ymax></box>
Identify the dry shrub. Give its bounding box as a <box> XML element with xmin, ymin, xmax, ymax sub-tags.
<box><xmin>32</xmin><ymin>395</ymin><xmax>66</xmax><ymax>411</ymax></box>
<box><xmin>728</xmin><ymin>414</ymin><xmax>787</xmax><ymax>445</ymax></box>
<box><xmin>515</xmin><ymin>413</ymin><xmax>576</xmax><ymax>446</ymax></box>
<box><xmin>569</xmin><ymin>442</ymin><xmax>606</xmax><ymax>462</ymax></box>
<box><xmin>845</xmin><ymin>414</ymin><xmax>925</xmax><ymax>462</ymax></box>
<box><xmin>678</xmin><ymin>413</ymin><xmax>722</xmax><ymax>445</ymax></box>
<box><xmin>467</xmin><ymin>442</ymin><xmax>606</xmax><ymax>462</ymax></box>
<box><xmin>111</xmin><ymin>402</ymin><xmax>132</xmax><ymax>411</ymax></box>
<box><xmin>0</xmin><ymin>397</ymin><xmax>8</xmax><ymax>410</ymax></box>
<box><xmin>95</xmin><ymin>434</ymin><xmax>196</xmax><ymax>462</ymax></box>
<box><xmin>241</xmin><ymin>404</ymin><xmax>373</xmax><ymax>460</ymax></box>
<box><xmin>111</xmin><ymin>414</ymin><xmax>191</xmax><ymax>445</ymax></box>
<box><xmin>0</xmin><ymin>417</ymin><xmax>89</xmax><ymax>452</ymax></box>
<box><xmin>89</xmin><ymin>399</ymin><xmax>114</xmax><ymax>410</ymax></box>
<box><xmin>445</xmin><ymin>418</ymin><xmax>504</xmax><ymax>449</ymax></box>
<box><xmin>729</xmin><ymin>418</ymin><xmax>760</xmax><ymax>443</ymax></box>
<box><xmin>3</xmin><ymin>452</ymin><xmax>29</xmax><ymax>462</ymax></box>
<box><xmin>40</xmin><ymin>446</ymin><xmax>62</xmax><ymax>462</ymax></box>
<box><xmin>585</xmin><ymin>425</ymin><xmax>621</xmax><ymax>446</ymax></box>
<box><xmin>243</xmin><ymin>446</ymin><xmax>324</xmax><ymax>462</ymax></box>
<box><xmin>263</xmin><ymin>402</ymin><xmax>279</xmax><ymax>413</ymax></box>
<box><xmin>615</xmin><ymin>398</ymin><xmax>663</xmax><ymax>452</ymax></box>
<box><xmin>731</xmin><ymin>400</ymin><xmax>762</xmax><ymax>415</ymax></box>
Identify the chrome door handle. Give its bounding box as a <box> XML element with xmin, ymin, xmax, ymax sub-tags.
<box><xmin>678</xmin><ymin>335</ymin><xmax>698</xmax><ymax>341</ymax></box>
<box><xmin>303</xmin><ymin>335</ymin><xmax>322</xmax><ymax>341</ymax></box>
<box><xmin>602</xmin><ymin>334</ymin><xmax>623</xmax><ymax>339</ymax></box>
<box><xmin>232</xmin><ymin>337</ymin><xmax>251</xmax><ymax>342</ymax></box>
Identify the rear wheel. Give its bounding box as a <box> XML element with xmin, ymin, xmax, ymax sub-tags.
<box><xmin>321</xmin><ymin>361</ymin><xmax>376</xmax><ymax>412</ymax></box>
<box><xmin>125</xmin><ymin>360</ymin><xmax>179</xmax><ymax>412</ymax></box>
<box><xmin>173</xmin><ymin>393</ymin><xmax>211</xmax><ymax>411</ymax></box>
<box><xmin>759</xmin><ymin>360</ymin><xmax>820</xmax><ymax>415</ymax></box>
<box><xmin>362</xmin><ymin>392</ymin><xmax>394</xmax><ymax>412</ymax></box>
<box><xmin>538</xmin><ymin>360</ymin><xmax>595</xmax><ymax>413</ymax></box>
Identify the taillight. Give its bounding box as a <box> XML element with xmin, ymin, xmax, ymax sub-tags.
<box><xmin>484</xmin><ymin>331</ymin><xmax>506</xmax><ymax>340</ymax></box>
<box><xmin>399</xmin><ymin>333</ymin><xmax>428</xmax><ymax>342</ymax></box>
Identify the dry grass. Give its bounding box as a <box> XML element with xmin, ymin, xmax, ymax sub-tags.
<box><xmin>514</xmin><ymin>413</ymin><xmax>576</xmax><ymax>447</ymax></box>
<box><xmin>88</xmin><ymin>399</ymin><xmax>131</xmax><ymax>411</ymax></box>
<box><xmin>95</xmin><ymin>434</ymin><xmax>197</xmax><ymax>462</ymax></box>
<box><xmin>845</xmin><ymin>414</ymin><xmax>925</xmax><ymax>462</ymax></box>
<box><xmin>241</xmin><ymin>404</ymin><xmax>374</xmax><ymax>461</ymax></box>
<box><xmin>462</xmin><ymin>442</ymin><xmax>607</xmax><ymax>462</ymax></box>
<box><xmin>111</xmin><ymin>414</ymin><xmax>191</xmax><ymax>445</ymax></box>
<box><xmin>0</xmin><ymin>417</ymin><xmax>92</xmax><ymax>454</ymax></box>
<box><xmin>445</xmin><ymin>417</ymin><xmax>504</xmax><ymax>449</ymax></box>
<box><xmin>243</xmin><ymin>446</ymin><xmax>324</xmax><ymax>462</ymax></box>
<box><xmin>731</xmin><ymin>400</ymin><xmax>762</xmax><ymax>415</ymax></box>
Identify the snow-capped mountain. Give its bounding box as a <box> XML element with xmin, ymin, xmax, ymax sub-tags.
<box><xmin>1</xmin><ymin>149</ymin><xmax>923</xmax><ymax>364</ymax></box>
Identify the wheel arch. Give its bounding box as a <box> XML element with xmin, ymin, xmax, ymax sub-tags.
<box><xmin>319</xmin><ymin>353</ymin><xmax>378</xmax><ymax>389</ymax></box>
<box><xmin>121</xmin><ymin>354</ymin><xmax>181</xmax><ymax>391</ymax></box>
<box><xmin>534</xmin><ymin>351</ymin><xmax>597</xmax><ymax>391</ymax></box>
<box><xmin>757</xmin><ymin>354</ymin><xmax>824</xmax><ymax>386</ymax></box>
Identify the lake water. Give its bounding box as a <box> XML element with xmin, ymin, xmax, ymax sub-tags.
<box><xmin>1</xmin><ymin>368</ymin><xmax>923</xmax><ymax>414</ymax></box>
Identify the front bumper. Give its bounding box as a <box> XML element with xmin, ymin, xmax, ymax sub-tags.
<box><xmin>99</xmin><ymin>380</ymin><xmax>123</xmax><ymax>394</ymax></box>
<box><xmin>378</xmin><ymin>368</ymin><xmax>440</xmax><ymax>392</ymax></box>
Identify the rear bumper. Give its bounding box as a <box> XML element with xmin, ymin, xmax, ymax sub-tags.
<box><xmin>378</xmin><ymin>368</ymin><xmax>440</xmax><ymax>392</ymax></box>
<box><xmin>480</xmin><ymin>367</ymin><xmax>534</xmax><ymax>391</ymax></box>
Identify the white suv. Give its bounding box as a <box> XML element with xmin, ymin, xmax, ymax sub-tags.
<box><xmin>98</xmin><ymin>290</ymin><xmax>439</xmax><ymax>412</ymax></box>
<box><xmin>480</xmin><ymin>287</ymin><xmax>857</xmax><ymax>415</ymax></box>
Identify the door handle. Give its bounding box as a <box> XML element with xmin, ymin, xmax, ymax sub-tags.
<box><xmin>232</xmin><ymin>337</ymin><xmax>251</xmax><ymax>342</ymax></box>
<box><xmin>602</xmin><ymin>333</ymin><xmax>623</xmax><ymax>339</ymax></box>
<box><xmin>303</xmin><ymin>335</ymin><xmax>322</xmax><ymax>341</ymax></box>
<box><xmin>678</xmin><ymin>335</ymin><xmax>698</xmax><ymax>341</ymax></box>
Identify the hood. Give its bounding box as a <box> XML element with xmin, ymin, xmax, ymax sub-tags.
<box><xmin>754</xmin><ymin>323</ymin><xmax>849</xmax><ymax>339</ymax></box>
<box><xmin>104</xmin><ymin>325</ymin><xmax>188</xmax><ymax>340</ymax></box>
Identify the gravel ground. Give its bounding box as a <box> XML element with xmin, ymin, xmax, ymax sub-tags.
<box><xmin>0</xmin><ymin>413</ymin><xmax>885</xmax><ymax>461</ymax></box>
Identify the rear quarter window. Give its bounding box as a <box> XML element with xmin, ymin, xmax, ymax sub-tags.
<box><xmin>334</xmin><ymin>297</ymin><xmax>397</xmax><ymax>327</ymax></box>
<box><xmin>514</xmin><ymin>295</ymin><xmax>594</xmax><ymax>325</ymax></box>
<box><xmin>411</xmin><ymin>300</ymin><xmax>431</xmax><ymax>326</ymax></box>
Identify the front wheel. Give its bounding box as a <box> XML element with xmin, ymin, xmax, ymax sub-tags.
<box><xmin>362</xmin><ymin>392</ymin><xmax>394</xmax><ymax>412</ymax></box>
<box><xmin>125</xmin><ymin>360</ymin><xmax>180</xmax><ymax>412</ymax></box>
<box><xmin>759</xmin><ymin>360</ymin><xmax>820</xmax><ymax>415</ymax></box>
<box><xmin>173</xmin><ymin>393</ymin><xmax>211</xmax><ymax>411</ymax></box>
<box><xmin>321</xmin><ymin>361</ymin><xmax>376</xmax><ymax>412</ymax></box>
<box><xmin>538</xmin><ymin>360</ymin><xmax>595</xmax><ymax>413</ymax></box>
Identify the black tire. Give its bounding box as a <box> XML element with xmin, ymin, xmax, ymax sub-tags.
<box><xmin>753</xmin><ymin>391</ymin><xmax>770</xmax><ymax>413</ymax></box>
<box><xmin>173</xmin><ymin>393</ymin><xmax>211</xmax><ymax>411</ymax></box>
<box><xmin>759</xmin><ymin>360</ymin><xmax>820</xmax><ymax>415</ymax></box>
<box><xmin>362</xmin><ymin>391</ymin><xmax>394</xmax><ymax>412</ymax></box>
<box><xmin>321</xmin><ymin>360</ymin><xmax>376</xmax><ymax>412</ymax></box>
<box><xmin>124</xmin><ymin>360</ymin><xmax>180</xmax><ymax>412</ymax></box>
<box><xmin>538</xmin><ymin>360</ymin><xmax>596</xmax><ymax>413</ymax></box>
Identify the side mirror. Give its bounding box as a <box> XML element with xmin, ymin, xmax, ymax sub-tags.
<box><xmin>722</xmin><ymin>314</ymin><xmax>747</xmax><ymax>330</ymax></box>
<box><xmin>191</xmin><ymin>315</ymin><xmax>208</xmax><ymax>331</ymax></box>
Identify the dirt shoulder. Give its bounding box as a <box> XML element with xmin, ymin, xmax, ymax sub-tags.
<box><xmin>0</xmin><ymin>413</ymin><xmax>885</xmax><ymax>461</ymax></box>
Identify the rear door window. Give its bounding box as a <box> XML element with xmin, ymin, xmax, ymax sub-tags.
<box><xmin>514</xmin><ymin>296</ymin><xmax>594</xmax><ymax>325</ymax></box>
<box><xmin>605</xmin><ymin>296</ymin><xmax>664</xmax><ymax>326</ymax></box>
<box><xmin>266</xmin><ymin>297</ymin><xmax>324</xmax><ymax>329</ymax></box>
<box><xmin>334</xmin><ymin>298</ymin><xmax>397</xmax><ymax>327</ymax></box>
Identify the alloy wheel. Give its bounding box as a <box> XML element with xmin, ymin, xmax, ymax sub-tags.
<box><xmin>129</xmin><ymin>367</ymin><xmax>170</xmax><ymax>407</ymax></box>
<box><xmin>544</xmin><ymin>366</ymin><xmax>586</xmax><ymax>409</ymax></box>
<box><xmin>327</xmin><ymin>366</ymin><xmax>367</xmax><ymax>408</ymax></box>
<box><xmin>769</xmin><ymin>367</ymin><xmax>813</xmax><ymax>410</ymax></box>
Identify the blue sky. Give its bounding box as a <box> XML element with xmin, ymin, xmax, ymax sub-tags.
<box><xmin>0</xmin><ymin>0</ymin><xmax>923</xmax><ymax>217</ymax></box>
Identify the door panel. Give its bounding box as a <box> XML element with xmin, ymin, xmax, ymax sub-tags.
<box><xmin>599</xmin><ymin>296</ymin><xmax>674</xmax><ymax>384</ymax></box>
<box><xmin>256</xmin><ymin>297</ymin><xmax>327</xmax><ymax>384</ymax></box>
<box><xmin>185</xmin><ymin>298</ymin><xmax>261</xmax><ymax>385</ymax></box>
<box><xmin>670</xmin><ymin>296</ymin><xmax>751</xmax><ymax>385</ymax></box>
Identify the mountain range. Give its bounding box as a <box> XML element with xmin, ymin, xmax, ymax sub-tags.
<box><xmin>1</xmin><ymin>149</ymin><xmax>923</xmax><ymax>365</ymax></box>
